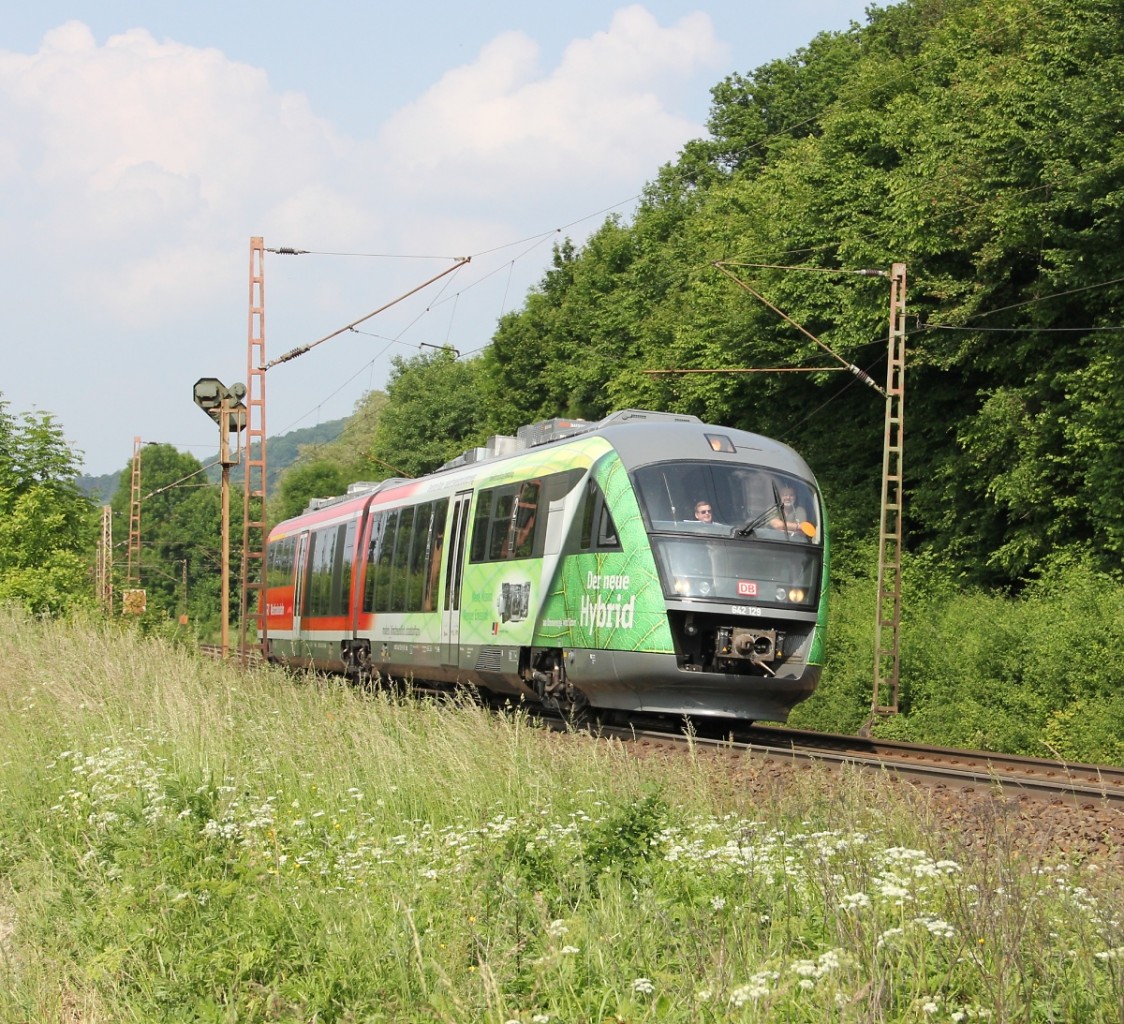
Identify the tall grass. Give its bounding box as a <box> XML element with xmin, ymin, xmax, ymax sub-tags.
<box><xmin>1</xmin><ymin>606</ymin><xmax>1121</xmax><ymax>1022</ymax></box>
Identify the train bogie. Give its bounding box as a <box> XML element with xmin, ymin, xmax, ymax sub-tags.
<box><xmin>261</xmin><ymin>410</ymin><xmax>828</xmax><ymax>724</ymax></box>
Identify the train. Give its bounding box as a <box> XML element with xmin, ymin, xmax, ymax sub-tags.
<box><xmin>260</xmin><ymin>409</ymin><xmax>829</xmax><ymax>724</ymax></box>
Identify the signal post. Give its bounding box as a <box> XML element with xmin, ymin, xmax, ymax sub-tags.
<box><xmin>193</xmin><ymin>378</ymin><xmax>248</xmax><ymax>657</ymax></box>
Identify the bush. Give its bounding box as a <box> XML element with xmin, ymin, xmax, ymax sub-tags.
<box><xmin>792</xmin><ymin>546</ymin><xmax>1124</xmax><ymax>765</ymax></box>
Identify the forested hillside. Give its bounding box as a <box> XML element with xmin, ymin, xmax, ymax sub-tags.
<box><xmin>75</xmin><ymin>417</ymin><xmax>347</xmax><ymax>502</ymax></box>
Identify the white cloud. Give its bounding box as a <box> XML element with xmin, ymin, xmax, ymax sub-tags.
<box><xmin>377</xmin><ymin>5</ymin><xmax>726</xmax><ymax>199</ymax></box>
<box><xmin>0</xmin><ymin>9</ymin><xmax>722</xmax><ymax>334</ymax></box>
<box><xmin>0</xmin><ymin>20</ymin><xmax>355</xmax><ymax>327</ymax></box>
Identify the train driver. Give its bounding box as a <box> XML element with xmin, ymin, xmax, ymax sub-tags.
<box><xmin>770</xmin><ymin>484</ymin><xmax>813</xmax><ymax>536</ymax></box>
<box><xmin>694</xmin><ymin>500</ymin><xmax>717</xmax><ymax>523</ymax></box>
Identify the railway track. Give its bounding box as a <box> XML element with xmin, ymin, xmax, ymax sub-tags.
<box><xmin>573</xmin><ymin>718</ymin><xmax>1124</xmax><ymax>806</ymax></box>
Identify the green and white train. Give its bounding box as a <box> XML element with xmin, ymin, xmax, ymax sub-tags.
<box><xmin>261</xmin><ymin>409</ymin><xmax>829</xmax><ymax>723</ymax></box>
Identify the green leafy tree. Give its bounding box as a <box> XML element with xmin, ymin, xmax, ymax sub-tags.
<box><xmin>367</xmin><ymin>351</ymin><xmax>490</xmax><ymax>478</ymax></box>
<box><xmin>274</xmin><ymin>461</ymin><xmax>349</xmax><ymax>523</ymax></box>
<box><xmin>0</xmin><ymin>398</ymin><xmax>96</xmax><ymax>614</ymax></box>
<box><xmin>109</xmin><ymin>445</ymin><xmax>235</xmax><ymax>635</ymax></box>
<box><xmin>469</xmin><ymin>0</ymin><xmax>1124</xmax><ymax>587</ymax></box>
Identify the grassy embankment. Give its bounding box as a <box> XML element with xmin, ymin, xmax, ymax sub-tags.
<box><xmin>0</xmin><ymin>606</ymin><xmax>1121</xmax><ymax>1022</ymax></box>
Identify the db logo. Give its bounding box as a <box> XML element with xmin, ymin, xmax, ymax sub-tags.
<box><xmin>737</xmin><ymin>581</ymin><xmax>758</xmax><ymax>597</ymax></box>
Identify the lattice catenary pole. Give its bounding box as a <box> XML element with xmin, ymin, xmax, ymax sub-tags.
<box><xmin>127</xmin><ymin>436</ymin><xmax>142</xmax><ymax>585</ymax></box>
<box><xmin>240</xmin><ymin>237</ymin><xmax>268</xmax><ymax>659</ymax></box>
<box><xmin>871</xmin><ymin>263</ymin><xmax>907</xmax><ymax>715</ymax></box>
<box><xmin>97</xmin><ymin>504</ymin><xmax>113</xmax><ymax>612</ymax></box>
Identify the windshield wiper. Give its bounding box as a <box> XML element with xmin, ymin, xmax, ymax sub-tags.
<box><xmin>736</xmin><ymin>481</ymin><xmax>787</xmax><ymax>538</ymax></box>
<box><xmin>736</xmin><ymin>502</ymin><xmax>782</xmax><ymax>537</ymax></box>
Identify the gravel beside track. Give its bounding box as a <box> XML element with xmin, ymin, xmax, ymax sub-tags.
<box><xmin>625</xmin><ymin>739</ymin><xmax>1124</xmax><ymax>872</ymax></box>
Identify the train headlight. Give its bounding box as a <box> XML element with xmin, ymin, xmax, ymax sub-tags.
<box><xmin>775</xmin><ymin>586</ymin><xmax>787</xmax><ymax>602</ymax></box>
<box><xmin>674</xmin><ymin>578</ymin><xmax>688</xmax><ymax>595</ymax></box>
<box><xmin>788</xmin><ymin>588</ymin><xmax>806</xmax><ymax>603</ymax></box>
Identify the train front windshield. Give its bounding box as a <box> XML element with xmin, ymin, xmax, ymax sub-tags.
<box><xmin>633</xmin><ymin>461</ymin><xmax>823</xmax><ymax>608</ymax></box>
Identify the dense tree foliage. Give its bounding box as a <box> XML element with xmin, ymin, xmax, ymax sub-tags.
<box><xmin>108</xmin><ymin>444</ymin><xmax>235</xmax><ymax>636</ymax></box>
<box><xmin>274</xmin><ymin>461</ymin><xmax>350</xmax><ymax>522</ymax></box>
<box><xmin>367</xmin><ymin>351</ymin><xmax>491</xmax><ymax>479</ymax></box>
<box><xmin>0</xmin><ymin>397</ymin><xmax>96</xmax><ymax>614</ymax></box>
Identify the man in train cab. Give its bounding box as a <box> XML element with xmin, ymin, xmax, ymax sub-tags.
<box><xmin>770</xmin><ymin>485</ymin><xmax>813</xmax><ymax>536</ymax></box>
<box><xmin>694</xmin><ymin>500</ymin><xmax>717</xmax><ymax>523</ymax></box>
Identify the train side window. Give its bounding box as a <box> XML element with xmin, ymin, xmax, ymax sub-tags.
<box><xmin>597</xmin><ymin>504</ymin><xmax>619</xmax><ymax>549</ymax></box>
<box><xmin>511</xmin><ymin>480</ymin><xmax>541</xmax><ymax>558</ymax></box>
<box><xmin>424</xmin><ymin>498</ymin><xmax>448</xmax><ymax>612</ymax></box>
<box><xmin>450</xmin><ymin>497</ymin><xmax>470</xmax><ymax>611</ymax></box>
<box><xmin>304</xmin><ymin>526</ymin><xmax>335</xmax><ymax>617</ymax></box>
<box><xmin>330</xmin><ymin>521</ymin><xmax>355</xmax><ymax>616</ymax></box>
<box><xmin>374</xmin><ymin>509</ymin><xmax>397</xmax><ymax>612</ymax></box>
<box><xmin>300</xmin><ymin>531</ymin><xmax>317</xmax><ymax>615</ymax></box>
<box><xmin>579</xmin><ymin>480</ymin><xmax>620</xmax><ymax>551</ymax></box>
<box><xmin>362</xmin><ymin>512</ymin><xmax>385</xmax><ymax>613</ymax></box>
<box><xmin>470</xmin><ymin>492</ymin><xmax>492</xmax><ymax>562</ymax></box>
<box><xmin>267</xmin><ymin>536</ymin><xmax>295</xmax><ymax>588</ymax></box>
<box><xmin>318</xmin><ymin>526</ymin><xmax>338</xmax><ymax>616</ymax></box>
<box><xmin>472</xmin><ymin>471</ymin><xmax>583</xmax><ymax>563</ymax></box>
<box><xmin>488</xmin><ymin>491</ymin><xmax>515</xmax><ymax>560</ymax></box>
<box><xmin>390</xmin><ymin>506</ymin><xmax>414</xmax><ymax>612</ymax></box>
<box><xmin>407</xmin><ymin>502</ymin><xmax>432</xmax><ymax>612</ymax></box>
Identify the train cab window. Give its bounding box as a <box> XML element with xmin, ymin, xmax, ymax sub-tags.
<box><xmin>579</xmin><ymin>480</ymin><xmax>620</xmax><ymax>551</ymax></box>
<box><xmin>633</xmin><ymin>462</ymin><xmax>821</xmax><ymax>544</ymax></box>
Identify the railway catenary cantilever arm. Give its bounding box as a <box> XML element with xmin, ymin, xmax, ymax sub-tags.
<box><xmin>265</xmin><ymin>256</ymin><xmax>471</xmax><ymax>370</ymax></box>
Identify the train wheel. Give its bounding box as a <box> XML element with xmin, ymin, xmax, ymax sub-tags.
<box><xmin>560</xmin><ymin>691</ymin><xmax>597</xmax><ymax>732</ymax></box>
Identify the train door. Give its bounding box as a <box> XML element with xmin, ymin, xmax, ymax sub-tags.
<box><xmin>292</xmin><ymin>530</ymin><xmax>311</xmax><ymax>662</ymax></box>
<box><xmin>441</xmin><ymin>490</ymin><xmax>472</xmax><ymax>667</ymax></box>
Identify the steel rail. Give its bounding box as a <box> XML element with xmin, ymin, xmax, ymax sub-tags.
<box><xmin>576</xmin><ymin>721</ymin><xmax>1124</xmax><ymax>805</ymax></box>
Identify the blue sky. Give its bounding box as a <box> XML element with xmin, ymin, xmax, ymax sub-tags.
<box><xmin>2</xmin><ymin>1</ymin><xmax>875</xmax><ymax>476</ymax></box>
